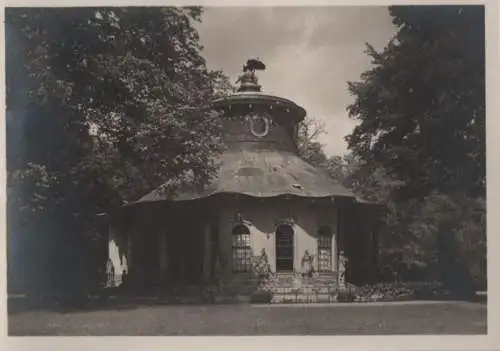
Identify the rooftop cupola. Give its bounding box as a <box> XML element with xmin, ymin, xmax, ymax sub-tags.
<box><xmin>234</xmin><ymin>58</ymin><xmax>266</xmax><ymax>92</ymax></box>
<box><xmin>132</xmin><ymin>58</ymin><xmax>358</xmax><ymax>204</ymax></box>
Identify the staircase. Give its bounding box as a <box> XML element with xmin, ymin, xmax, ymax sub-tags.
<box><xmin>269</xmin><ymin>272</ymin><xmax>340</xmax><ymax>304</ymax></box>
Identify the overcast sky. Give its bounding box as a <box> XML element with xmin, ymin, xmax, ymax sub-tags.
<box><xmin>195</xmin><ymin>6</ymin><xmax>397</xmax><ymax>156</ymax></box>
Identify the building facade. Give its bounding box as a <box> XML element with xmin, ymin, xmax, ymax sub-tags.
<box><xmin>105</xmin><ymin>61</ymin><xmax>381</xmax><ymax>291</ymax></box>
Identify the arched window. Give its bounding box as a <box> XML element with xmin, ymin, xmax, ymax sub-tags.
<box><xmin>232</xmin><ymin>224</ymin><xmax>252</xmax><ymax>272</ymax></box>
<box><xmin>276</xmin><ymin>224</ymin><xmax>294</xmax><ymax>272</ymax></box>
<box><xmin>317</xmin><ymin>225</ymin><xmax>333</xmax><ymax>272</ymax></box>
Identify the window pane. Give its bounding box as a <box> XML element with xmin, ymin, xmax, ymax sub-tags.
<box><xmin>317</xmin><ymin>229</ymin><xmax>332</xmax><ymax>272</ymax></box>
<box><xmin>232</xmin><ymin>228</ymin><xmax>251</xmax><ymax>272</ymax></box>
<box><xmin>319</xmin><ymin>235</ymin><xmax>331</xmax><ymax>248</ymax></box>
<box><xmin>242</xmin><ymin>234</ymin><xmax>250</xmax><ymax>246</ymax></box>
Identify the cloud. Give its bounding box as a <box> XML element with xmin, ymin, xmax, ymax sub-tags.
<box><xmin>195</xmin><ymin>6</ymin><xmax>396</xmax><ymax>156</ymax></box>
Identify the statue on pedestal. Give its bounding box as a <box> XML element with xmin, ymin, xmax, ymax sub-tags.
<box><xmin>235</xmin><ymin>58</ymin><xmax>266</xmax><ymax>92</ymax></box>
<box><xmin>301</xmin><ymin>250</ymin><xmax>315</xmax><ymax>278</ymax></box>
<box><xmin>106</xmin><ymin>258</ymin><xmax>115</xmax><ymax>288</ymax></box>
<box><xmin>338</xmin><ymin>250</ymin><xmax>348</xmax><ymax>288</ymax></box>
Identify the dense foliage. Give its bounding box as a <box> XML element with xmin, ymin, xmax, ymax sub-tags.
<box><xmin>297</xmin><ymin>6</ymin><xmax>486</xmax><ymax>291</ymax></box>
<box><xmin>345</xmin><ymin>5</ymin><xmax>486</xmax><ymax>291</ymax></box>
<box><xmin>347</xmin><ymin>5</ymin><xmax>485</xmax><ymax>200</ymax></box>
<box><xmin>338</xmin><ymin>281</ymin><xmax>452</xmax><ymax>302</ymax></box>
<box><xmin>6</xmin><ymin>7</ymin><xmax>229</xmax><ymax>297</ymax></box>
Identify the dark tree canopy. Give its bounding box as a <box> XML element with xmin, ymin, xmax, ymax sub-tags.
<box><xmin>278</xmin><ymin>6</ymin><xmax>486</xmax><ymax>289</ymax></box>
<box><xmin>343</xmin><ymin>6</ymin><xmax>485</xmax><ymax>288</ymax></box>
<box><xmin>6</xmin><ymin>7</ymin><xmax>230</xmax><ymax>296</ymax></box>
<box><xmin>346</xmin><ymin>5</ymin><xmax>485</xmax><ymax>200</ymax></box>
<box><xmin>7</xmin><ymin>8</ymin><xmax>230</xmax><ymax>213</ymax></box>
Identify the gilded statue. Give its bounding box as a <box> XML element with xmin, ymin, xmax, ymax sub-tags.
<box><xmin>235</xmin><ymin>58</ymin><xmax>266</xmax><ymax>91</ymax></box>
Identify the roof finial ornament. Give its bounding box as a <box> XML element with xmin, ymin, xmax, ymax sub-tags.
<box><xmin>235</xmin><ymin>58</ymin><xmax>266</xmax><ymax>92</ymax></box>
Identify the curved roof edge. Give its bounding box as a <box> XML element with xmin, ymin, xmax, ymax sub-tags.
<box><xmin>123</xmin><ymin>149</ymin><xmax>381</xmax><ymax>208</ymax></box>
<box><xmin>213</xmin><ymin>92</ymin><xmax>306</xmax><ymax>120</ymax></box>
<box><xmin>123</xmin><ymin>191</ymin><xmax>358</xmax><ymax>208</ymax></box>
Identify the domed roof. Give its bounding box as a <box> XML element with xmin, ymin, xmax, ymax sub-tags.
<box><xmin>126</xmin><ymin>59</ymin><xmax>366</xmax><ymax>206</ymax></box>
<box><xmin>133</xmin><ymin>148</ymin><xmax>357</xmax><ymax>204</ymax></box>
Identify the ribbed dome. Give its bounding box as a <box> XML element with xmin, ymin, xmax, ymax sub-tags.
<box><xmin>134</xmin><ymin>148</ymin><xmax>356</xmax><ymax>204</ymax></box>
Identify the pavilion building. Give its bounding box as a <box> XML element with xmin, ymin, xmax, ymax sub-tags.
<box><xmin>105</xmin><ymin>61</ymin><xmax>381</xmax><ymax>295</ymax></box>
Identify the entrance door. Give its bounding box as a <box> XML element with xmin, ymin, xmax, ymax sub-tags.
<box><xmin>275</xmin><ymin>224</ymin><xmax>294</xmax><ymax>272</ymax></box>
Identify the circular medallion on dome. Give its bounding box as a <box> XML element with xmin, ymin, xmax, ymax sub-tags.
<box><xmin>246</xmin><ymin>114</ymin><xmax>271</xmax><ymax>138</ymax></box>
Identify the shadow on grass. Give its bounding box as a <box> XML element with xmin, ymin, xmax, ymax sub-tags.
<box><xmin>8</xmin><ymin>287</ymin><xmax>244</xmax><ymax>314</ymax></box>
<box><xmin>8</xmin><ymin>292</ymin><xmax>486</xmax><ymax>315</ymax></box>
<box><xmin>8</xmin><ymin>297</ymin><xmax>223</xmax><ymax>314</ymax></box>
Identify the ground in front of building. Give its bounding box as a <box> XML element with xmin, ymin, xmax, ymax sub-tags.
<box><xmin>9</xmin><ymin>301</ymin><xmax>486</xmax><ymax>336</ymax></box>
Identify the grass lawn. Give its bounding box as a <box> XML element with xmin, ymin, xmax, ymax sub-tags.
<box><xmin>8</xmin><ymin>301</ymin><xmax>486</xmax><ymax>336</ymax></box>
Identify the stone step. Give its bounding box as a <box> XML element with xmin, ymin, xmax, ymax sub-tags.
<box><xmin>272</xmin><ymin>280</ymin><xmax>338</xmax><ymax>285</ymax></box>
<box><xmin>208</xmin><ymin>273</ymin><xmax>340</xmax><ymax>302</ymax></box>
<box><xmin>269</xmin><ymin>287</ymin><xmax>338</xmax><ymax>292</ymax></box>
<box><xmin>275</xmin><ymin>276</ymin><xmax>334</xmax><ymax>280</ymax></box>
<box><xmin>272</xmin><ymin>292</ymin><xmax>337</xmax><ymax>298</ymax></box>
<box><xmin>274</xmin><ymin>281</ymin><xmax>337</xmax><ymax>287</ymax></box>
<box><xmin>270</xmin><ymin>286</ymin><xmax>337</xmax><ymax>292</ymax></box>
<box><xmin>271</xmin><ymin>294</ymin><xmax>339</xmax><ymax>304</ymax></box>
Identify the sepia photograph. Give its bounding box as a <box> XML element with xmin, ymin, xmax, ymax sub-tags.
<box><xmin>4</xmin><ymin>4</ymin><xmax>488</xmax><ymax>338</ymax></box>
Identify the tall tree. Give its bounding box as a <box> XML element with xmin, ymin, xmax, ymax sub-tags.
<box><xmin>6</xmin><ymin>7</ymin><xmax>229</xmax><ymax>297</ymax></box>
<box><xmin>345</xmin><ymin>6</ymin><xmax>485</xmax><ymax>290</ymax></box>
<box><xmin>346</xmin><ymin>5</ymin><xmax>485</xmax><ymax>200</ymax></box>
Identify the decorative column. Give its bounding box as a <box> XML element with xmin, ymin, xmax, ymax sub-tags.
<box><xmin>159</xmin><ymin>231</ymin><xmax>168</xmax><ymax>283</ymax></box>
<box><xmin>331</xmin><ymin>232</ymin><xmax>337</xmax><ymax>273</ymax></box>
<box><xmin>126</xmin><ymin>229</ymin><xmax>133</xmax><ymax>283</ymax></box>
<box><xmin>203</xmin><ymin>222</ymin><xmax>212</xmax><ymax>281</ymax></box>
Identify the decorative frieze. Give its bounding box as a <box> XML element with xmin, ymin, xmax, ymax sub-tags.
<box><xmin>244</xmin><ymin>112</ymin><xmax>273</xmax><ymax>138</ymax></box>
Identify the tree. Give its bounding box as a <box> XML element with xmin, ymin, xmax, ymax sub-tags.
<box><xmin>345</xmin><ymin>6</ymin><xmax>485</xmax><ymax>290</ymax></box>
<box><xmin>296</xmin><ymin>115</ymin><xmax>329</xmax><ymax>168</ymax></box>
<box><xmin>347</xmin><ymin>5</ymin><xmax>485</xmax><ymax>200</ymax></box>
<box><xmin>296</xmin><ymin>117</ymin><xmax>366</xmax><ymax>187</ymax></box>
<box><xmin>6</xmin><ymin>7</ymin><xmax>228</xmax><ymax>298</ymax></box>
